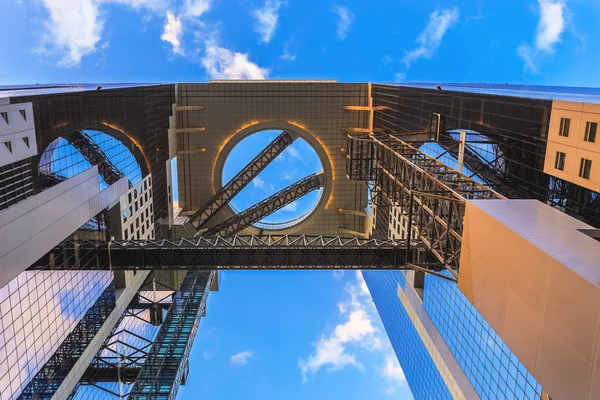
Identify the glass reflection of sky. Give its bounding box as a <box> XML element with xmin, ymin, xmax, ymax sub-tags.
<box><xmin>0</xmin><ymin>270</ymin><xmax>111</xmax><ymax>398</ymax></box>
<box><xmin>222</xmin><ymin>130</ymin><xmax>324</xmax><ymax>225</ymax></box>
<box><xmin>47</xmin><ymin>130</ymin><xmax>142</xmax><ymax>190</ymax></box>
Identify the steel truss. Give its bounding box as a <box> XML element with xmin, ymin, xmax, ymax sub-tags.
<box><xmin>188</xmin><ymin>131</ymin><xmax>296</xmax><ymax>230</ymax></box>
<box><xmin>203</xmin><ymin>172</ymin><xmax>324</xmax><ymax>237</ymax></box>
<box><xmin>347</xmin><ymin>133</ymin><xmax>503</xmax><ymax>277</ymax></box>
<box><xmin>31</xmin><ymin>235</ymin><xmax>424</xmax><ymax>271</ymax></box>
<box><xmin>19</xmin><ymin>284</ymin><xmax>117</xmax><ymax>400</ymax></box>
<box><xmin>430</xmin><ymin>133</ymin><xmax>523</xmax><ymax>199</ymax></box>
<box><xmin>128</xmin><ymin>270</ymin><xmax>214</xmax><ymax>399</ymax></box>
<box><xmin>72</xmin><ymin>277</ymin><xmax>177</xmax><ymax>397</ymax></box>
<box><xmin>64</xmin><ymin>130</ymin><xmax>129</xmax><ymax>186</ymax></box>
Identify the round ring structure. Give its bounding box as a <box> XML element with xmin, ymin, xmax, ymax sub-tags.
<box><xmin>213</xmin><ymin>121</ymin><xmax>333</xmax><ymax>234</ymax></box>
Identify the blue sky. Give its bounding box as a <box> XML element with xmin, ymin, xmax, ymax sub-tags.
<box><xmin>222</xmin><ymin>130</ymin><xmax>323</xmax><ymax>225</ymax></box>
<box><xmin>3</xmin><ymin>1</ymin><xmax>600</xmax><ymax>399</ymax></box>
<box><xmin>2</xmin><ymin>0</ymin><xmax>600</xmax><ymax>86</ymax></box>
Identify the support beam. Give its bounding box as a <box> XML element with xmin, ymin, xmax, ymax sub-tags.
<box><xmin>31</xmin><ymin>235</ymin><xmax>425</xmax><ymax>271</ymax></box>
<box><xmin>64</xmin><ymin>130</ymin><xmax>128</xmax><ymax>186</ymax></box>
<box><xmin>19</xmin><ymin>285</ymin><xmax>116</xmax><ymax>400</ymax></box>
<box><xmin>347</xmin><ymin>133</ymin><xmax>504</xmax><ymax>275</ymax></box>
<box><xmin>203</xmin><ymin>172</ymin><xmax>324</xmax><ymax>237</ymax></box>
<box><xmin>128</xmin><ymin>271</ymin><xmax>213</xmax><ymax>399</ymax></box>
<box><xmin>188</xmin><ymin>130</ymin><xmax>297</xmax><ymax>230</ymax></box>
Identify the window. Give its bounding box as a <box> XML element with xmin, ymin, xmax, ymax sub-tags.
<box><xmin>554</xmin><ymin>152</ymin><xmax>566</xmax><ymax>171</ymax></box>
<box><xmin>579</xmin><ymin>158</ymin><xmax>592</xmax><ymax>179</ymax></box>
<box><xmin>22</xmin><ymin>137</ymin><xmax>30</xmax><ymax>148</ymax></box>
<box><xmin>3</xmin><ymin>141</ymin><xmax>12</xmax><ymax>153</ymax></box>
<box><xmin>19</xmin><ymin>110</ymin><xmax>26</xmax><ymax>121</ymax></box>
<box><xmin>559</xmin><ymin>117</ymin><xmax>570</xmax><ymax>137</ymax></box>
<box><xmin>0</xmin><ymin>112</ymin><xmax>7</xmax><ymax>124</ymax></box>
<box><xmin>584</xmin><ymin>122</ymin><xmax>597</xmax><ymax>143</ymax></box>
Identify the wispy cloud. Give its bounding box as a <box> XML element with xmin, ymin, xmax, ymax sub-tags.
<box><xmin>230</xmin><ymin>350</ymin><xmax>254</xmax><ymax>366</ymax></box>
<box><xmin>287</xmin><ymin>146</ymin><xmax>301</xmax><ymax>160</ymax></box>
<box><xmin>299</xmin><ymin>272</ymin><xmax>381</xmax><ymax>382</ymax></box>
<box><xmin>202</xmin><ymin>38</ymin><xmax>270</xmax><ymax>79</ymax></box>
<box><xmin>381</xmin><ymin>353</ymin><xmax>407</xmax><ymax>395</ymax></box>
<box><xmin>283</xmin><ymin>169</ymin><xmax>297</xmax><ymax>180</ymax></box>
<box><xmin>402</xmin><ymin>7</ymin><xmax>459</xmax><ymax>68</ymax></box>
<box><xmin>332</xmin><ymin>5</ymin><xmax>354</xmax><ymax>39</ymax></box>
<box><xmin>183</xmin><ymin>0</ymin><xmax>210</xmax><ymax>18</ymax></box>
<box><xmin>161</xmin><ymin>11</ymin><xmax>184</xmax><ymax>55</ymax></box>
<box><xmin>333</xmin><ymin>271</ymin><xmax>345</xmax><ymax>280</ymax></box>
<box><xmin>280</xmin><ymin>38</ymin><xmax>297</xmax><ymax>61</ymax></box>
<box><xmin>518</xmin><ymin>0</ymin><xmax>567</xmax><ymax>73</ymax></box>
<box><xmin>281</xmin><ymin>202</ymin><xmax>298</xmax><ymax>212</ymax></box>
<box><xmin>252</xmin><ymin>0</ymin><xmax>284</xmax><ymax>43</ymax></box>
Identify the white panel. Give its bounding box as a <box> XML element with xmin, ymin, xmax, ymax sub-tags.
<box><xmin>0</xmin><ymin>168</ymin><xmax>128</xmax><ymax>287</ymax></box>
<box><xmin>0</xmin><ymin>102</ymin><xmax>37</xmax><ymax>167</ymax></box>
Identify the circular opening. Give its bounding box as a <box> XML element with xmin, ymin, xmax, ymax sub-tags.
<box><xmin>222</xmin><ymin>129</ymin><xmax>324</xmax><ymax>230</ymax></box>
<box><xmin>39</xmin><ymin>130</ymin><xmax>142</xmax><ymax>189</ymax></box>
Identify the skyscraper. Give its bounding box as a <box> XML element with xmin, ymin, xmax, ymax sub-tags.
<box><xmin>0</xmin><ymin>81</ymin><xmax>599</xmax><ymax>400</ymax></box>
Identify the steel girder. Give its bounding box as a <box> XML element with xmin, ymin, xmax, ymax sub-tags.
<box><xmin>432</xmin><ymin>133</ymin><xmax>523</xmax><ymax>199</ymax></box>
<box><xmin>188</xmin><ymin>131</ymin><xmax>297</xmax><ymax>230</ymax></box>
<box><xmin>18</xmin><ymin>285</ymin><xmax>116</xmax><ymax>400</ymax></box>
<box><xmin>128</xmin><ymin>270</ymin><xmax>213</xmax><ymax>399</ymax></box>
<box><xmin>31</xmin><ymin>235</ymin><xmax>424</xmax><ymax>271</ymax></box>
<box><xmin>203</xmin><ymin>172</ymin><xmax>325</xmax><ymax>237</ymax></box>
<box><xmin>347</xmin><ymin>133</ymin><xmax>504</xmax><ymax>277</ymax></box>
<box><xmin>64</xmin><ymin>130</ymin><xmax>129</xmax><ymax>186</ymax></box>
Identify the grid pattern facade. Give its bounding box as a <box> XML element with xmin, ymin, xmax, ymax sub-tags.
<box><xmin>362</xmin><ymin>270</ymin><xmax>452</xmax><ymax>400</ymax></box>
<box><xmin>372</xmin><ymin>84</ymin><xmax>600</xmax><ymax>226</ymax></box>
<box><xmin>38</xmin><ymin>130</ymin><xmax>142</xmax><ymax>190</ymax></box>
<box><xmin>120</xmin><ymin>174</ymin><xmax>155</xmax><ymax>240</ymax></box>
<box><xmin>0</xmin><ymin>270</ymin><xmax>111</xmax><ymax>400</ymax></box>
<box><xmin>423</xmin><ymin>274</ymin><xmax>542</xmax><ymax>400</ymax></box>
<box><xmin>176</xmin><ymin>82</ymin><xmax>370</xmax><ymax>237</ymax></box>
<box><xmin>0</xmin><ymin>160</ymin><xmax>33</xmax><ymax>211</ymax></box>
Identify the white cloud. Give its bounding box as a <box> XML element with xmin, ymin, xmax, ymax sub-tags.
<box><xmin>283</xmin><ymin>169</ymin><xmax>296</xmax><ymax>180</ymax></box>
<box><xmin>183</xmin><ymin>0</ymin><xmax>210</xmax><ymax>18</ymax></box>
<box><xmin>333</xmin><ymin>271</ymin><xmax>345</xmax><ymax>280</ymax></box>
<box><xmin>252</xmin><ymin>176</ymin><xmax>266</xmax><ymax>189</ymax></box>
<box><xmin>518</xmin><ymin>0</ymin><xmax>567</xmax><ymax>72</ymax></box>
<box><xmin>402</xmin><ymin>7</ymin><xmax>459</xmax><ymax>68</ymax></box>
<box><xmin>280</xmin><ymin>38</ymin><xmax>297</xmax><ymax>61</ymax></box>
<box><xmin>161</xmin><ymin>11</ymin><xmax>184</xmax><ymax>55</ymax></box>
<box><xmin>202</xmin><ymin>39</ymin><xmax>270</xmax><ymax>79</ymax></box>
<box><xmin>230</xmin><ymin>350</ymin><xmax>254</xmax><ymax>366</ymax></box>
<box><xmin>281</xmin><ymin>202</ymin><xmax>298</xmax><ymax>212</ymax></box>
<box><xmin>38</xmin><ymin>0</ymin><xmax>104</xmax><ymax>66</ymax></box>
<box><xmin>252</xmin><ymin>0</ymin><xmax>284</xmax><ymax>43</ymax></box>
<box><xmin>382</xmin><ymin>353</ymin><xmax>407</xmax><ymax>394</ymax></box>
<box><xmin>299</xmin><ymin>272</ymin><xmax>381</xmax><ymax>382</ymax></box>
<box><xmin>333</xmin><ymin>5</ymin><xmax>354</xmax><ymax>39</ymax></box>
<box><xmin>287</xmin><ymin>146</ymin><xmax>301</xmax><ymax>160</ymax></box>
<box><xmin>536</xmin><ymin>0</ymin><xmax>566</xmax><ymax>51</ymax></box>
<box><xmin>37</xmin><ymin>0</ymin><xmax>171</xmax><ymax>66</ymax></box>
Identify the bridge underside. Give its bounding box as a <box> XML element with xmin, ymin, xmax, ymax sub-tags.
<box><xmin>31</xmin><ymin>236</ymin><xmax>427</xmax><ymax>271</ymax></box>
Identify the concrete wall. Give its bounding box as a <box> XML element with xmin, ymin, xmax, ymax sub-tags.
<box><xmin>459</xmin><ymin>199</ymin><xmax>600</xmax><ymax>400</ymax></box>
<box><xmin>0</xmin><ymin>167</ymin><xmax>128</xmax><ymax>287</ymax></box>
<box><xmin>176</xmin><ymin>82</ymin><xmax>369</xmax><ymax>236</ymax></box>
<box><xmin>0</xmin><ymin>102</ymin><xmax>37</xmax><ymax>168</ymax></box>
<box><xmin>544</xmin><ymin>101</ymin><xmax>600</xmax><ymax>193</ymax></box>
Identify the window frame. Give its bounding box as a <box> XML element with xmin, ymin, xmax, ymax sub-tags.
<box><xmin>559</xmin><ymin>117</ymin><xmax>571</xmax><ymax>137</ymax></box>
<box><xmin>584</xmin><ymin>121</ymin><xmax>597</xmax><ymax>143</ymax></box>
<box><xmin>579</xmin><ymin>158</ymin><xmax>592</xmax><ymax>180</ymax></box>
<box><xmin>554</xmin><ymin>151</ymin><xmax>566</xmax><ymax>171</ymax></box>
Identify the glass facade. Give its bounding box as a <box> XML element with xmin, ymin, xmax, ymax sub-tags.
<box><xmin>363</xmin><ymin>269</ymin><xmax>543</xmax><ymax>400</ymax></box>
<box><xmin>0</xmin><ymin>270</ymin><xmax>111</xmax><ymax>399</ymax></box>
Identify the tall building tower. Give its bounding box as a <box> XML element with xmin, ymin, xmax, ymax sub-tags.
<box><xmin>0</xmin><ymin>82</ymin><xmax>599</xmax><ymax>400</ymax></box>
<box><xmin>358</xmin><ymin>84</ymin><xmax>600</xmax><ymax>400</ymax></box>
